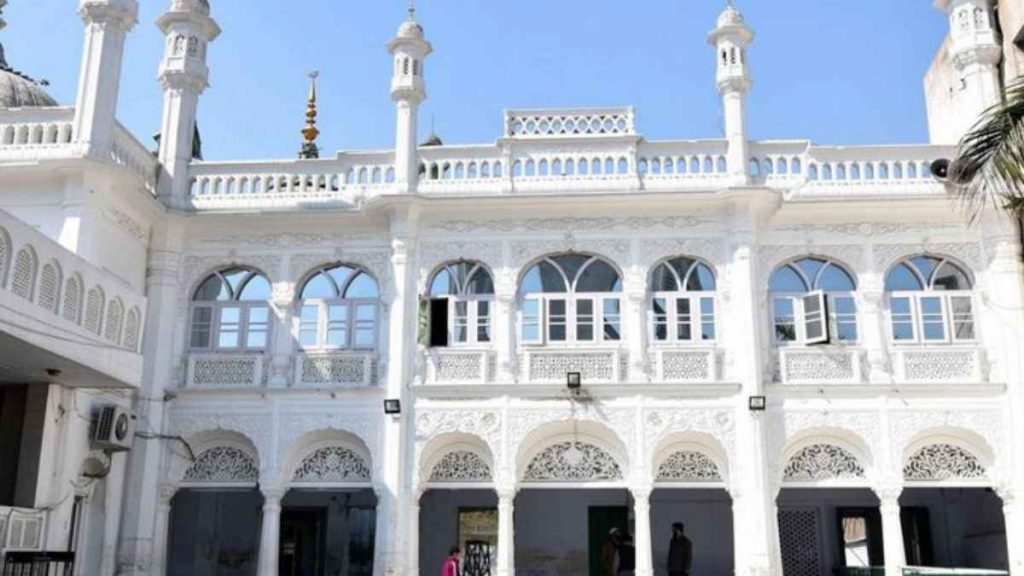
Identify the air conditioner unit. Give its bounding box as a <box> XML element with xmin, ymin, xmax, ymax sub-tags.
<box><xmin>93</xmin><ymin>405</ymin><xmax>135</xmax><ymax>452</ymax></box>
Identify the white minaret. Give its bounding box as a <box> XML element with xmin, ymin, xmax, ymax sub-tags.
<box><xmin>156</xmin><ymin>0</ymin><xmax>220</xmax><ymax>207</ymax></box>
<box><xmin>931</xmin><ymin>0</ymin><xmax>1002</xmax><ymax>144</ymax></box>
<box><xmin>387</xmin><ymin>3</ymin><xmax>432</xmax><ymax>193</ymax></box>
<box><xmin>707</xmin><ymin>2</ymin><xmax>754</xmax><ymax>186</ymax></box>
<box><xmin>72</xmin><ymin>0</ymin><xmax>138</xmax><ymax>157</ymax></box>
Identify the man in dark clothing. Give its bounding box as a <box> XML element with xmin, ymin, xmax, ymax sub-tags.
<box><xmin>667</xmin><ymin>522</ymin><xmax>693</xmax><ymax>576</ymax></box>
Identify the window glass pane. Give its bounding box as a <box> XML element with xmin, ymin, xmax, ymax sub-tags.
<box><xmin>832</xmin><ymin>296</ymin><xmax>858</xmax><ymax>342</ymax></box>
<box><xmin>246</xmin><ymin>306</ymin><xmax>269</xmax><ymax>348</ymax></box>
<box><xmin>551</xmin><ymin>255</ymin><xmax>589</xmax><ymax>284</ymax></box>
<box><xmin>466</xmin><ymin>268</ymin><xmax>495</xmax><ymax>295</ymax></box>
<box><xmin>700</xmin><ymin>298</ymin><xmax>716</xmax><ymax>340</ymax></box>
<box><xmin>576</xmin><ymin>300</ymin><xmax>595</xmax><ymax>341</ymax></box>
<box><xmin>301</xmin><ymin>273</ymin><xmax>335</xmax><ymax>299</ymax></box>
<box><xmin>548</xmin><ymin>299</ymin><xmax>567</xmax><ymax>341</ymax></box>
<box><xmin>300</xmin><ymin>305</ymin><xmax>319</xmax><ymax>347</ymax></box>
<box><xmin>911</xmin><ymin>256</ymin><xmax>942</xmax><ymax>284</ymax></box>
<box><xmin>933</xmin><ymin>262</ymin><xmax>971</xmax><ymax>291</ymax></box>
<box><xmin>194</xmin><ymin>275</ymin><xmax>228</xmax><ymax>301</ymax></box>
<box><xmin>803</xmin><ymin>293</ymin><xmax>826</xmax><ymax>342</ymax></box>
<box><xmin>325</xmin><ymin>266</ymin><xmax>356</xmax><ymax>290</ymax></box>
<box><xmin>818</xmin><ymin>265</ymin><xmax>856</xmax><ymax>291</ymax></box>
<box><xmin>477</xmin><ymin>300</ymin><xmax>491</xmax><ymax>342</ymax></box>
<box><xmin>676</xmin><ymin>298</ymin><xmax>692</xmax><ymax>341</ymax></box>
<box><xmin>222</xmin><ymin>269</ymin><xmax>249</xmax><ymax>297</ymax></box>
<box><xmin>327</xmin><ymin>305</ymin><xmax>349</xmax><ymax>347</ymax></box>
<box><xmin>218</xmin><ymin>306</ymin><xmax>240</xmax><ymax>348</ymax></box>
<box><xmin>951</xmin><ymin>296</ymin><xmax>975</xmax><ymax>340</ymax></box>
<box><xmin>603</xmin><ymin>298</ymin><xmax>621</xmax><ymax>340</ymax></box>
<box><xmin>687</xmin><ymin>263</ymin><xmax>716</xmax><ymax>291</ymax></box>
<box><xmin>345</xmin><ymin>273</ymin><xmax>380</xmax><ymax>298</ymax></box>
<box><xmin>454</xmin><ymin>301</ymin><xmax>469</xmax><ymax>343</ymax></box>
<box><xmin>770</xmin><ymin>266</ymin><xmax>807</xmax><ymax>293</ymax></box>
<box><xmin>429</xmin><ymin>269</ymin><xmax>454</xmax><ymax>296</ymax></box>
<box><xmin>773</xmin><ymin>298</ymin><xmax>796</xmax><ymax>342</ymax></box>
<box><xmin>354</xmin><ymin>304</ymin><xmax>376</xmax><ymax>348</ymax></box>
<box><xmin>238</xmin><ymin>275</ymin><xmax>271</xmax><ymax>301</ymax></box>
<box><xmin>920</xmin><ymin>296</ymin><xmax>946</xmax><ymax>341</ymax></box>
<box><xmin>890</xmin><ymin>297</ymin><xmax>915</xmax><ymax>341</ymax></box>
<box><xmin>653</xmin><ymin>297</ymin><xmax>668</xmax><ymax>341</ymax></box>
<box><xmin>576</xmin><ymin>261</ymin><xmax>622</xmax><ymax>293</ymax></box>
<box><xmin>885</xmin><ymin>263</ymin><xmax>924</xmax><ymax>291</ymax></box>
<box><xmin>189</xmin><ymin>307</ymin><xmax>212</xmax><ymax>348</ymax></box>
<box><xmin>795</xmin><ymin>258</ymin><xmax>826</xmax><ymax>286</ymax></box>
<box><xmin>651</xmin><ymin>264</ymin><xmax>680</xmax><ymax>292</ymax></box>
<box><xmin>522</xmin><ymin>299</ymin><xmax>541</xmax><ymax>342</ymax></box>
<box><xmin>521</xmin><ymin>261</ymin><xmax>567</xmax><ymax>294</ymax></box>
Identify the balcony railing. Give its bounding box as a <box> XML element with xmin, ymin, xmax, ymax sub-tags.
<box><xmin>519</xmin><ymin>348</ymin><xmax>626</xmax><ymax>384</ymax></box>
<box><xmin>0</xmin><ymin>507</ymin><xmax>45</xmax><ymax>554</ymax></box>
<box><xmin>295</xmin><ymin>351</ymin><xmax>378</xmax><ymax>388</ymax></box>
<box><xmin>892</xmin><ymin>348</ymin><xmax>985</xmax><ymax>384</ymax></box>
<box><xmin>2</xmin><ymin>552</ymin><xmax>74</xmax><ymax>576</ymax></box>
<box><xmin>423</xmin><ymin>348</ymin><xmax>496</xmax><ymax>385</ymax></box>
<box><xmin>648</xmin><ymin>347</ymin><xmax>719</xmax><ymax>383</ymax></box>
<box><xmin>186</xmin><ymin>353</ymin><xmax>266</xmax><ymax>389</ymax></box>
<box><xmin>775</xmin><ymin>348</ymin><xmax>864</xmax><ymax>384</ymax></box>
<box><xmin>0</xmin><ymin>108</ymin><xmax>78</xmax><ymax>162</ymax></box>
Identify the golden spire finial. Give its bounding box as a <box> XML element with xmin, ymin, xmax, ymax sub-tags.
<box><xmin>300</xmin><ymin>71</ymin><xmax>320</xmax><ymax>159</ymax></box>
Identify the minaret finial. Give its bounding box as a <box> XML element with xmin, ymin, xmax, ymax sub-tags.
<box><xmin>300</xmin><ymin>71</ymin><xmax>321</xmax><ymax>160</ymax></box>
<box><xmin>408</xmin><ymin>0</ymin><xmax>416</xmax><ymax>20</ymax></box>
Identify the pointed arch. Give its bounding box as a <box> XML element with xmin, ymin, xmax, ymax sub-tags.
<box><xmin>37</xmin><ymin>260</ymin><xmax>62</xmax><ymax>313</ymax></box>
<box><xmin>10</xmin><ymin>245</ymin><xmax>38</xmax><ymax>301</ymax></box>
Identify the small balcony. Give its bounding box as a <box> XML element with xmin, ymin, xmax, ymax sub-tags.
<box><xmin>775</xmin><ymin>347</ymin><xmax>864</xmax><ymax>385</ymax></box>
<box><xmin>185</xmin><ymin>353</ymin><xmax>266</xmax><ymax>389</ymax></box>
<box><xmin>0</xmin><ymin>209</ymin><xmax>145</xmax><ymax>389</ymax></box>
<box><xmin>518</xmin><ymin>347</ymin><xmax>625</xmax><ymax>384</ymax></box>
<box><xmin>0</xmin><ymin>506</ymin><xmax>45</xmax><ymax>558</ymax></box>
<box><xmin>892</xmin><ymin>347</ymin><xmax>985</xmax><ymax>384</ymax></box>
<box><xmin>294</xmin><ymin>351</ymin><xmax>378</xmax><ymax>388</ymax></box>
<box><xmin>422</xmin><ymin>348</ymin><xmax>496</xmax><ymax>385</ymax></box>
<box><xmin>648</xmin><ymin>347</ymin><xmax>720</xmax><ymax>383</ymax></box>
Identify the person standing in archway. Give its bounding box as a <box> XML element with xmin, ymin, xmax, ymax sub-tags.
<box><xmin>667</xmin><ymin>523</ymin><xmax>692</xmax><ymax>576</ymax></box>
<box><xmin>442</xmin><ymin>546</ymin><xmax>462</xmax><ymax>576</ymax></box>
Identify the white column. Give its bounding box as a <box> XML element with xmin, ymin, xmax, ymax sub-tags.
<box><xmin>150</xmin><ymin>485</ymin><xmax>176</xmax><ymax>576</ymax></box>
<box><xmin>408</xmin><ymin>490</ymin><xmax>422</xmax><ymax>576</ymax></box>
<box><xmin>997</xmin><ymin>487</ymin><xmax>1024</xmax><ymax>574</ymax></box>
<box><xmin>859</xmin><ymin>261</ymin><xmax>892</xmax><ymax>384</ymax></box>
<box><xmin>496</xmin><ymin>486</ymin><xmax>517</xmax><ymax>576</ymax></box>
<box><xmin>267</xmin><ymin>276</ymin><xmax>295</xmax><ymax>388</ymax></box>
<box><xmin>494</xmin><ymin>269</ymin><xmax>516</xmax><ymax>382</ymax></box>
<box><xmin>394</xmin><ymin>100</ymin><xmax>420</xmax><ymax>193</ymax></box>
<box><xmin>257</xmin><ymin>488</ymin><xmax>284</xmax><ymax>576</ymax></box>
<box><xmin>73</xmin><ymin>0</ymin><xmax>138</xmax><ymax>157</ymax></box>
<box><xmin>624</xmin><ymin>267</ymin><xmax>649</xmax><ymax>383</ymax></box>
<box><xmin>722</xmin><ymin>90</ymin><xmax>750</xmax><ymax>184</ymax></box>
<box><xmin>632</xmin><ymin>486</ymin><xmax>654</xmax><ymax>576</ymax></box>
<box><xmin>877</xmin><ymin>486</ymin><xmax>905</xmax><ymax>576</ymax></box>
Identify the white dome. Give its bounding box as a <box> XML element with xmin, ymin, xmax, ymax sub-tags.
<box><xmin>0</xmin><ymin>47</ymin><xmax>57</xmax><ymax>108</ymax></box>
<box><xmin>717</xmin><ymin>5</ymin><xmax>745</xmax><ymax>28</ymax></box>
<box><xmin>397</xmin><ymin>19</ymin><xmax>424</xmax><ymax>40</ymax></box>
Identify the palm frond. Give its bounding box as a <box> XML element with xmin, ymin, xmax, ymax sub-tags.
<box><xmin>951</xmin><ymin>75</ymin><xmax>1024</xmax><ymax>221</ymax></box>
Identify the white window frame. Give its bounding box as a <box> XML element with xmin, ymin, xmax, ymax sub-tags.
<box><xmin>650</xmin><ymin>293</ymin><xmax>717</xmax><ymax>344</ymax></box>
<box><xmin>444</xmin><ymin>294</ymin><xmax>493</xmax><ymax>346</ymax></box>
<box><xmin>189</xmin><ymin>301</ymin><xmax>272</xmax><ymax>352</ymax></box>
<box><xmin>887</xmin><ymin>291</ymin><xmax>976</xmax><ymax>345</ymax></box>
<box><xmin>296</xmin><ymin>298</ymin><xmax>380</xmax><ymax>351</ymax></box>
<box><xmin>520</xmin><ymin>292</ymin><xmax>623</xmax><ymax>346</ymax></box>
<box><xmin>771</xmin><ymin>291</ymin><xmax>858</xmax><ymax>347</ymax></box>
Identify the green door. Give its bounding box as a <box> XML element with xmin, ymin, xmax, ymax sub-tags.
<box><xmin>588</xmin><ymin>506</ymin><xmax>629</xmax><ymax>576</ymax></box>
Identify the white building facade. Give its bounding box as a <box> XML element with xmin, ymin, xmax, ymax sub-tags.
<box><xmin>1</xmin><ymin>1</ymin><xmax>1023</xmax><ymax>576</ymax></box>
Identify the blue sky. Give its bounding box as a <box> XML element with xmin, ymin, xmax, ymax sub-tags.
<box><xmin>3</xmin><ymin>1</ymin><xmax>948</xmax><ymax>160</ymax></box>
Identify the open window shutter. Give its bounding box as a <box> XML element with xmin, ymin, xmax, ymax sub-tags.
<box><xmin>429</xmin><ymin>298</ymin><xmax>450</xmax><ymax>347</ymax></box>
<box><xmin>803</xmin><ymin>290</ymin><xmax>830</xmax><ymax>345</ymax></box>
<box><xmin>417</xmin><ymin>298</ymin><xmax>430</xmax><ymax>346</ymax></box>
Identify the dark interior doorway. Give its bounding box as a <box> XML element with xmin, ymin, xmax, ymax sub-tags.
<box><xmin>280</xmin><ymin>508</ymin><xmax>326</xmax><ymax>576</ymax></box>
<box><xmin>587</xmin><ymin>506</ymin><xmax>628</xmax><ymax>576</ymax></box>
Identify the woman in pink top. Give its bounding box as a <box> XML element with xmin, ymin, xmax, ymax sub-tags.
<box><xmin>442</xmin><ymin>546</ymin><xmax>462</xmax><ymax>576</ymax></box>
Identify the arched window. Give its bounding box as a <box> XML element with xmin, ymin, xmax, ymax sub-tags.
<box><xmin>885</xmin><ymin>255</ymin><xmax>974</xmax><ymax>343</ymax></box>
<box><xmin>650</xmin><ymin>257</ymin><xmax>716</xmax><ymax>343</ymax></box>
<box><xmin>519</xmin><ymin>254</ymin><xmax>622</xmax><ymax>345</ymax></box>
<box><xmin>770</xmin><ymin>257</ymin><xmax>857</xmax><ymax>345</ymax></box>
<box><xmin>63</xmin><ymin>274</ymin><xmax>83</xmax><ymax>324</ymax></box>
<box><xmin>190</xmin><ymin>267</ymin><xmax>272</xmax><ymax>351</ymax></box>
<box><xmin>297</xmin><ymin>265</ymin><xmax>379</xmax><ymax>350</ymax></box>
<box><xmin>426</xmin><ymin>261</ymin><xmax>494</xmax><ymax>347</ymax></box>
